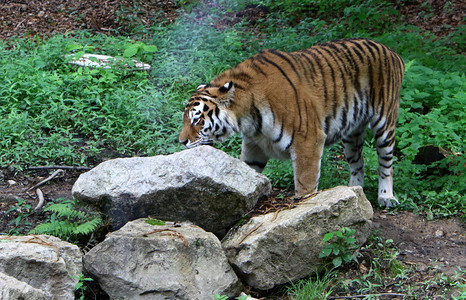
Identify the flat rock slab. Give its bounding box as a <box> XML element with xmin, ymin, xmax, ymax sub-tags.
<box><xmin>222</xmin><ymin>186</ymin><xmax>374</xmax><ymax>290</ymax></box>
<box><xmin>72</xmin><ymin>146</ymin><xmax>271</xmax><ymax>235</ymax></box>
<box><xmin>0</xmin><ymin>235</ymin><xmax>83</xmax><ymax>300</ymax></box>
<box><xmin>84</xmin><ymin>218</ymin><xmax>243</xmax><ymax>299</ymax></box>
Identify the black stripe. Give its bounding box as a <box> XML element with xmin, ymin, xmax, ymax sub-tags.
<box><xmin>347</xmin><ymin>152</ymin><xmax>361</xmax><ymax>164</ymax></box>
<box><xmin>324</xmin><ymin>116</ymin><xmax>331</xmax><ymax>135</ymax></box>
<box><xmin>361</xmin><ymin>40</ymin><xmax>377</xmax><ymax>62</ymax></box>
<box><xmin>385</xmin><ymin>149</ymin><xmax>393</xmax><ymax>156</ymax></box>
<box><xmin>351</xmin><ymin>166</ymin><xmax>363</xmax><ymax>175</ymax></box>
<box><xmin>380</xmin><ymin>172</ymin><xmax>390</xmax><ymax>179</ymax></box>
<box><xmin>250</xmin><ymin>103</ymin><xmax>262</xmax><ymax>135</ymax></box>
<box><xmin>371</xmin><ymin>114</ymin><xmax>384</xmax><ymax>130</ymax></box>
<box><xmin>377</xmin><ymin>138</ymin><xmax>394</xmax><ymax>148</ymax></box>
<box><xmin>347</xmin><ymin>41</ymin><xmax>365</xmax><ymax>62</ymax></box>
<box><xmin>379</xmin><ymin>155</ymin><xmax>392</xmax><ymax>162</ymax></box>
<box><xmin>250</xmin><ymin>59</ymin><xmax>267</xmax><ymax>75</ymax></box>
<box><xmin>352</xmin><ymin>93</ymin><xmax>359</xmax><ymax>121</ymax></box>
<box><xmin>341</xmin><ymin>107</ymin><xmax>347</xmax><ymax>132</ymax></box>
<box><xmin>374</xmin><ymin>129</ymin><xmax>385</xmax><ymax>141</ymax></box>
<box><xmin>351</xmin><ymin>40</ymin><xmax>367</xmax><ymax>62</ymax></box>
<box><xmin>268</xmin><ymin>49</ymin><xmax>301</xmax><ymax>80</ymax></box>
<box><xmin>273</xmin><ymin>123</ymin><xmax>284</xmax><ymax>143</ymax></box>
<box><xmin>379</xmin><ymin>162</ymin><xmax>393</xmax><ymax>169</ymax></box>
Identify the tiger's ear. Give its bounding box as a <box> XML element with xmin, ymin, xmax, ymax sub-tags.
<box><xmin>218</xmin><ymin>81</ymin><xmax>235</xmax><ymax>107</ymax></box>
<box><xmin>219</xmin><ymin>81</ymin><xmax>233</xmax><ymax>93</ymax></box>
<box><xmin>196</xmin><ymin>84</ymin><xmax>207</xmax><ymax>90</ymax></box>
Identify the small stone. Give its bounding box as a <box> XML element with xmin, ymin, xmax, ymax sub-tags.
<box><xmin>435</xmin><ymin>230</ymin><xmax>444</xmax><ymax>237</ymax></box>
<box><xmin>7</xmin><ymin>180</ymin><xmax>16</xmax><ymax>186</ymax></box>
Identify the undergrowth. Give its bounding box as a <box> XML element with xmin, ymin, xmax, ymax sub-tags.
<box><xmin>29</xmin><ymin>198</ymin><xmax>102</xmax><ymax>244</ymax></box>
<box><xmin>1</xmin><ymin>0</ymin><xmax>464</xmax><ymax>299</ymax></box>
<box><xmin>0</xmin><ymin>0</ymin><xmax>462</xmax><ymax>227</ymax></box>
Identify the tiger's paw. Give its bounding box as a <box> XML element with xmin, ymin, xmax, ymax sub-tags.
<box><xmin>378</xmin><ymin>196</ymin><xmax>399</xmax><ymax>208</ymax></box>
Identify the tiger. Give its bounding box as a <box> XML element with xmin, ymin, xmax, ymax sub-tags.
<box><xmin>179</xmin><ymin>38</ymin><xmax>405</xmax><ymax>207</ymax></box>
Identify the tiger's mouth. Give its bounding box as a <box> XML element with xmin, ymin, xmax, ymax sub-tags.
<box><xmin>184</xmin><ymin>138</ymin><xmax>214</xmax><ymax>149</ymax></box>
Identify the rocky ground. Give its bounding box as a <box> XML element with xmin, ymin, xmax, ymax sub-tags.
<box><xmin>1</xmin><ymin>168</ymin><xmax>465</xmax><ymax>298</ymax></box>
<box><xmin>1</xmin><ymin>0</ymin><xmax>465</xmax><ymax>298</ymax></box>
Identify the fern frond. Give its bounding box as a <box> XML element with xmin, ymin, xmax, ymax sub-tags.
<box><xmin>74</xmin><ymin>217</ymin><xmax>102</xmax><ymax>236</ymax></box>
<box><xmin>45</xmin><ymin>203</ymin><xmax>89</xmax><ymax>219</ymax></box>
<box><xmin>30</xmin><ymin>222</ymin><xmax>54</xmax><ymax>235</ymax></box>
<box><xmin>30</xmin><ymin>220</ymin><xmax>76</xmax><ymax>238</ymax></box>
<box><xmin>30</xmin><ymin>198</ymin><xmax>102</xmax><ymax>243</ymax></box>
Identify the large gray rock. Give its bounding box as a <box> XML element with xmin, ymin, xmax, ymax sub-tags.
<box><xmin>0</xmin><ymin>235</ymin><xmax>83</xmax><ymax>300</ymax></box>
<box><xmin>222</xmin><ymin>186</ymin><xmax>373</xmax><ymax>290</ymax></box>
<box><xmin>72</xmin><ymin>146</ymin><xmax>271</xmax><ymax>235</ymax></box>
<box><xmin>0</xmin><ymin>272</ymin><xmax>49</xmax><ymax>300</ymax></box>
<box><xmin>84</xmin><ymin>218</ymin><xmax>243</xmax><ymax>299</ymax></box>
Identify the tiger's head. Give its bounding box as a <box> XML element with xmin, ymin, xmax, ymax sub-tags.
<box><xmin>179</xmin><ymin>81</ymin><xmax>239</xmax><ymax>148</ymax></box>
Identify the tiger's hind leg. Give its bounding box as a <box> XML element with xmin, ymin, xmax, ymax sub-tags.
<box><xmin>372</xmin><ymin>117</ymin><xmax>399</xmax><ymax>208</ymax></box>
<box><xmin>343</xmin><ymin>125</ymin><xmax>367</xmax><ymax>189</ymax></box>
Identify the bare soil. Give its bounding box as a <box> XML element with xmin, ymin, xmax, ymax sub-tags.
<box><xmin>1</xmin><ymin>0</ymin><xmax>465</xmax><ymax>298</ymax></box>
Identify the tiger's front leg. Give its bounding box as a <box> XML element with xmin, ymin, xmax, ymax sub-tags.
<box><xmin>240</xmin><ymin>137</ymin><xmax>269</xmax><ymax>173</ymax></box>
<box><xmin>290</xmin><ymin>131</ymin><xmax>326</xmax><ymax>197</ymax></box>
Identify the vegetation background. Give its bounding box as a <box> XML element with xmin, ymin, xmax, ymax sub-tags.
<box><xmin>0</xmin><ymin>0</ymin><xmax>464</xmax><ymax>299</ymax></box>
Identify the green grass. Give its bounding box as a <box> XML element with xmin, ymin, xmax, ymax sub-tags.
<box><xmin>285</xmin><ymin>271</ymin><xmax>337</xmax><ymax>300</ymax></box>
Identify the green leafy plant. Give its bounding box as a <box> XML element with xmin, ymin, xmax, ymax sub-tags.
<box><xmin>6</xmin><ymin>198</ymin><xmax>33</xmax><ymax>235</ymax></box>
<box><xmin>29</xmin><ymin>198</ymin><xmax>102</xmax><ymax>243</ymax></box>
<box><xmin>319</xmin><ymin>227</ymin><xmax>359</xmax><ymax>268</ymax></box>
<box><xmin>123</xmin><ymin>41</ymin><xmax>158</xmax><ymax>59</ymax></box>
<box><xmin>73</xmin><ymin>273</ymin><xmax>94</xmax><ymax>300</ymax></box>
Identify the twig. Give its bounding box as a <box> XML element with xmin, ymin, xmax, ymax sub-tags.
<box><xmin>27</xmin><ymin>165</ymin><xmax>91</xmax><ymax>171</ymax></box>
<box><xmin>25</xmin><ymin>169</ymin><xmax>65</xmax><ymax>192</ymax></box>
<box><xmin>233</xmin><ymin>223</ymin><xmax>263</xmax><ymax>248</ymax></box>
<box><xmin>328</xmin><ymin>293</ymin><xmax>405</xmax><ymax>299</ymax></box>
<box><xmin>142</xmin><ymin>229</ymin><xmax>188</xmax><ymax>246</ymax></box>
<box><xmin>34</xmin><ymin>188</ymin><xmax>45</xmax><ymax>211</ymax></box>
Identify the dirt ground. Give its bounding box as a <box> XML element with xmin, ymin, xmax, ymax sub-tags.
<box><xmin>1</xmin><ymin>0</ymin><xmax>465</xmax><ymax>298</ymax></box>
